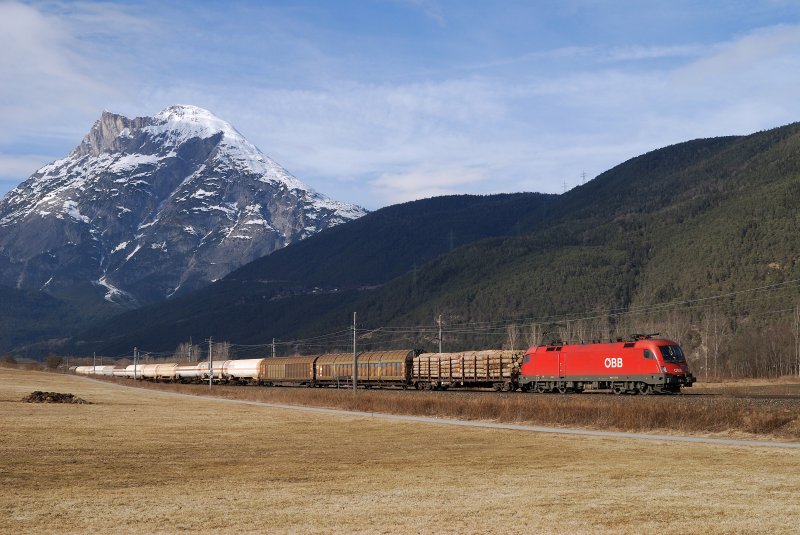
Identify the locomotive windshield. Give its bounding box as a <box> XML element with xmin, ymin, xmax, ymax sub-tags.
<box><xmin>659</xmin><ymin>345</ymin><xmax>685</xmax><ymax>363</ymax></box>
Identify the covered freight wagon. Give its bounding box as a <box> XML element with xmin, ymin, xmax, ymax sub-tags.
<box><xmin>313</xmin><ymin>350</ymin><xmax>418</xmax><ymax>388</ymax></box>
<box><xmin>315</xmin><ymin>353</ymin><xmax>361</xmax><ymax>387</ymax></box>
<box><xmin>352</xmin><ymin>350</ymin><xmax>417</xmax><ymax>388</ymax></box>
<box><xmin>260</xmin><ymin>356</ymin><xmax>315</xmax><ymax>385</ymax></box>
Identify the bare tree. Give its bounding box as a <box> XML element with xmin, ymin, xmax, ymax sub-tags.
<box><xmin>793</xmin><ymin>304</ymin><xmax>800</xmax><ymax>377</ymax></box>
<box><xmin>590</xmin><ymin>316</ymin><xmax>613</xmax><ymax>342</ymax></box>
<box><xmin>710</xmin><ymin>310</ymin><xmax>729</xmax><ymax>379</ymax></box>
<box><xmin>764</xmin><ymin>323</ymin><xmax>791</xmax><ymax>378</ymax></box>
<box><xmin>662</xmin><ymin>310</ymin><xmax>690</xmax><ymax>346</ymax></box>
<box><xmin>525</xmin><ymin>322</ymin><xmax>543</xmax><ymax>348</ymax></box>
<box><xmin>572</xmin><ymin>319</ymin><xmax>589</xmax><ymax>343</ymax></box>
<box><xmin>211</xmin><ymin>341</ymin><xmax>231</xmax><ymax>360</ymax></box>
<box><xmin>700</xmin><ymin>314</ymin><xmax>710</xmax><ymax>380</ymax></box>
<box><xmin>700</xmin><ymin>310</ymin><xmax>729</xmax><ymax>380</ymax></box>
<box><xmin>558</xmin><ymin>320</ymin><xmax>574</xmax><ymax>344</ymax></box>
<box><xmin>505</xmin><ymin>324</ymin><xmax>519</xmax><ymax>352</ymax></box>
<box><xmin>174</xmin><ymin>342</ymin><xmax>201</xmax><ymax>362</ymax></box>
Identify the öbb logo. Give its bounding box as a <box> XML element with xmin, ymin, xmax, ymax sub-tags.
<box><xmin>604</xmin><ymin>357</ymin><xmax>623</xmax><ymax>368</ymax></box>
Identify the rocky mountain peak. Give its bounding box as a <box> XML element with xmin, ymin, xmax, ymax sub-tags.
<box><xmin>70</xmin><ymin>111</ymin><xmax>146</xmax><ymax>158</ymax></box>
<box><xmin>0</xmin><ymin>105</ymin><xmax>367</xmax><ymax>308</ymax></box>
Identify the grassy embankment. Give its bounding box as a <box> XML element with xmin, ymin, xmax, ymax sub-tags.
<box><xmin>100</xmin><ymin>374</ymin><xmax>800</xmax><ymax>441</ymax></box>
<box><xmin>2</xmin><ymin>367</ymin><xmax>800</xmax><ymax>534</ymax></box>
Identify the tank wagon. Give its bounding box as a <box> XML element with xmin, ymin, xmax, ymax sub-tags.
<box><xmin>74</xmin><ymin>365</ymin><xmax>116</xmax><ymax>377</ymax></box>
<box><xmin>519</xmin><ymin>337</ymin><xmax>695</xmax><ymax>394</ymax></box>
<box><xmin>175</xmin><ymin>362</ymin><xmax>206</xmax><ymax>381</ymax></box>
<box><xmin>140</xmin><ymin>363</ymin><xmax>180</xmax><ymax>381</ymax></box>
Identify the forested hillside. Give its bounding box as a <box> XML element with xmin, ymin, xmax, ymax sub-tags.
<box><xmin>69</xmin><ymin>194</ymin><xmax>553</xmax><ymax>354</ymax></box>
<box><xmin>0</xmin><ymin>287</ymin><xmax>84</xmax><ymax>352</ymax></box>
<box><xmin>65</xmin><ymin>121</ymin><xmax>800</xmax><ymax>377</ymax></box>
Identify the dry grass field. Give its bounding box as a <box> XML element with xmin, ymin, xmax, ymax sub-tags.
<box><xmin>117</xmin><ymin>376</ymin><xmax>800</xmax><ymax>441</ymax></box>
<box><xmin>2</xmin><ymin>368</ymin><xmax>799</xmax><ymax>534</ymax></box>
<box><xmin>692</xmin><ymin>376</ymin><xmax>800</xmax><ymax>397</ymax></box>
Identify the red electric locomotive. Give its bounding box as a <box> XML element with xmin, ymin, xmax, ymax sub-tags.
<box><xmin>518</xmin><ymin>335</ymin><xmax>695</xmax><ymax>394</ymax></box>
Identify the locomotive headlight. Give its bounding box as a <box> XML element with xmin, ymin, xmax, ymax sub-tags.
<box><xmin>661</xmin><ymin>366</ymin><xmax>667</xmax><ymax>373</ymax></box>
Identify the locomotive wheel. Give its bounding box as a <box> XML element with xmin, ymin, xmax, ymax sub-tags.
<box><xmin>556</xmin><ymin>384</ymin><xmax>567</xmax><ymax>394</ymax></box>
<box><xmin>638</xmin><ymin>383</ymin><xmax>653</xmax><ymax>395</ymax></box>
<box><xmin>536</xmin><ymin>383</ymin><xmax>548</xmax><ymax>394</ymax></box>
<box><xmin>612</xmin><ymin>384</ymin><xmax>625</xmax><ymax>395</ymax></box>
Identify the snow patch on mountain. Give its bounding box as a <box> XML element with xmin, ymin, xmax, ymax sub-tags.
<box><xmin>97</xmin><ymin>276</ymin><xmax>137</xmax><ymax>305</ymax></box>
<box><xmin>107</xmin><ymin>153</ymin><xmax>161</xmax><ymax>173</ymax></box>
<box><xmin>62</xmin><ymin>200</ymin><xmax>89</xmax><ymax>223</ymax></box>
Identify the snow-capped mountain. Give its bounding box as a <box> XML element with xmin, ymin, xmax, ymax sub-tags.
<box><xmin>0</xmin><ymin>105</ymin><xmax>366</xmax><ymax>307</ymax></box>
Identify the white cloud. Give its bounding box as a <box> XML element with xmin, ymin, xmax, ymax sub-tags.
<box><xmin>0</xmin><ymin>153</ymin><xmax>57</xmax><ymax>182</ymax></box>
<box><xmin>678</xmin><ymin>24</ymin><xmax>800</xmax><ymax>79</ymax></box>
<box><xmin>395</xmin><ymin>0</ymin><xmax>446</xmax><ymax>26</ymax></box>
<box><xmin>371</xmin><ymin>165</ymin><xmax>489</xmax><ymax>205</ymax></box>
<box><xmin>1</xmin><ymin>2</ymin><xmax>799</xmax><ymax>210</ymax></box>
<box><xmin>0</xmin><ymin>1</ymin><xmax>152</xmax><ymax>145</ymax></box>
<box><xmin>603</xmin><ymin>44</ymin><xmax>704</xmax><ymax>62</ymax></box>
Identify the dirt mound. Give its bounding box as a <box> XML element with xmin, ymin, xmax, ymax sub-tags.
<box><xmin>22</xmin><ymin>391</ymin><xmax>90</xmax><ymax>404</ymax></box>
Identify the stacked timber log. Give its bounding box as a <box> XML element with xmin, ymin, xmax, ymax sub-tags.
<box><xmin>413</xmin><ymin>350</ymin><xmax>521</xmax><ymax>387</ymax></box>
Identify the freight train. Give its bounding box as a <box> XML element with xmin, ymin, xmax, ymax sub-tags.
<box><xmin>75</xmin><ymin>337</ymin><xmax>695</xmax><ymax>394</ymax></box>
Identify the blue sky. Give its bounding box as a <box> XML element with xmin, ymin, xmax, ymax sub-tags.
<box><xmin>2</xmin><ymin>1</ymin><xmax>800</xmax><ymax>209</ymax></box>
